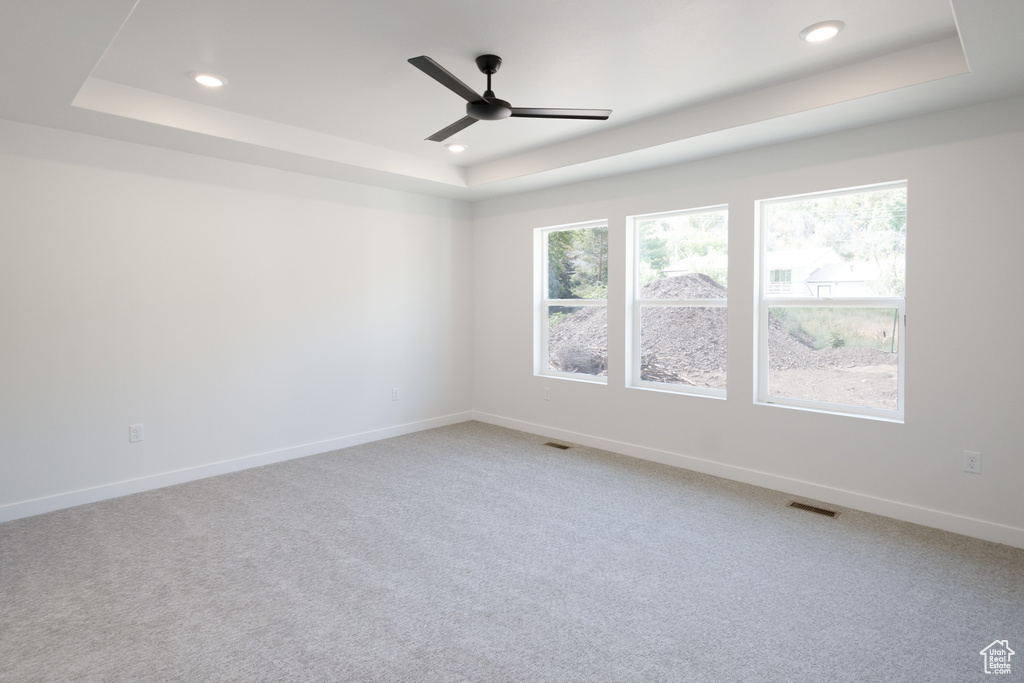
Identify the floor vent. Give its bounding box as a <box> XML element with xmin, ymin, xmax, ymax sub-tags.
<box><xmin>787</xmin><ymin>501</ymin><xmax>839</xmax><ymax>518</ymax></box>
<box><xmin>544</xmin><ymin>442</ymin><xmax>571</xmax><ymax>450</ymax></box>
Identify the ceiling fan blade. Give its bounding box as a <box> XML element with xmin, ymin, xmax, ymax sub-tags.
<box><xmin>409</xmin><ymin>56</ymin><xmax>484</xmax><ymax>103</ymax></box>
<box><xmin>509</xmin><ymin>108</ymin><xmax>612</xmax><ymax>120</ymax></box>
<box><xmin>426</xmin><ymin>116</ymin><xmax>478</xmax><ymax>142</ymax></box>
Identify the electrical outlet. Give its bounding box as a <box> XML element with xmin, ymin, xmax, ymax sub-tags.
<box><xmin>129</xmin><ymin>424</ymin><xmax>144</xmax><ymax>443</ymax></box>
<box><xmin>963</xmin><ymin>450</ymin><xmax>981</xmax><ymax>474</ymax></box>
<box><xmin>544</xmin><ymin>387</ymin><xmax>551</xmax><ymax>401</ymax></box>
<box><xmin>392</xmin><ymin>387</ymin><xmax>400</xmax><ymax>401</ymax></box>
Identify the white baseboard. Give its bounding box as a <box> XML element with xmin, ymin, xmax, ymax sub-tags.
<box><xmin>7</xmin><ymin>410</ymin><xmax>1021</xmax><ymax>549</ymax></box>
<box><xmin>0</xmin><ymin>412</ymin><xmax>474</xmax><ymax>524</ymax></box>
<box><xmin>470</xmin><ymin>411</ymin><xmax>1024</xmax><ymax>550</ymax></box>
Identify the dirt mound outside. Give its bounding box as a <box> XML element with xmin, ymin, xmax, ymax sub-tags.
<box><xmin>547</xmin><ymin>274</ymin><xmax>897</xmax><ymax>386</ymax></box>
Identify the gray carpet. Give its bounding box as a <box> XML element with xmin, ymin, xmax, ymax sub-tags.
<box><xmin>1</xmin><ymin>421</ymin><xmax>1021</xmax><ymax>682</ymax></box>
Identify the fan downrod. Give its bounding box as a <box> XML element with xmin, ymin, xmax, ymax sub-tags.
<box><xmin>468</xmin><ymin>54</ymin><xmax>510</xmax><ymax>121</ymax></box>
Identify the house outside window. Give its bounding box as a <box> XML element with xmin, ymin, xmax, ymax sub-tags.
<box><xmin>756</xmin><ymin>182</ymin><xmax>906</xmax><ymax>420</ymax></box>
<box><xmin>630</xmin><ymin>206</ymin><xmax>728</xmax><ymax>396</ymax></box>
<box><xmin>535</xmin><ymin>221</ymin><xmax>608</xmax><ymax>382</ymax></box>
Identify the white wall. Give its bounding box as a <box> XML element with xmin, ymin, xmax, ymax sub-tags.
<box><xmin>4</xmin><ymin>97</ymin><xmax>1022</xmax><ymax>547</ymax></box>
<box><xmin>0</xmin><ymin>120</ymin><xmax>473</xmax><ymax>518</ymax></box>
<box><xmin>471</xmin><ymin>96</ymin><xmax>1024</xmax><ymax>547</ymax></box>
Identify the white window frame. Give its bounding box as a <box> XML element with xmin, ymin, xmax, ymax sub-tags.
<box><xmin>535</xmin><ymin>220</ymin><xmax>609</xmax><ymax>384</ymax></box>
<box><xmin>629</xmin><ymin>206</ymin><xmax>728</xmax><ymax>398</ymax></box>
<box><xmin>755</xmin><ymin>181</ymin><xmax>906</xmax><ymax>421</ymax></box>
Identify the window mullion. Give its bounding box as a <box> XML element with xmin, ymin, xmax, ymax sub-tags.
<box><xmin>544</xmin><ymin>298</ymin><xmax>607</xmax><ymax>307</ymax></box>
<box><xmin>764</xmin><ymin>297</ymin><xmax>904</xmax><ymax>308</ymax></box>
<box><xmin>639</xmin><ymin>298</ymin><xmax>727</xmax><ymax>308</ymax></box>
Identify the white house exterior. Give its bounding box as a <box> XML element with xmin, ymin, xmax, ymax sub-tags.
<box><xmin>663</xmin><ymin>247</ymin><xmax>879</xmax><ymax>297</ymax></box>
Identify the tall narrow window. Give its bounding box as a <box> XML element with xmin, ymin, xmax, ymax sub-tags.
<box><xmin>536</xmin><ymin>221</ymin><xmax>608</xmax><ymax>381</ymax></box>
<box><xmin>757</xmin><ymin>182</ymin><xmax>906</xmax><ymax>420</ymax></box>
<box><xmin>631</xmin><ymin>206</ymin><xmax>728</xmax><ymax>396</ymax></box>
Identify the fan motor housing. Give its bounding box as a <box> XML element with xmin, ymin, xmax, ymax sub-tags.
<box><xmin>467</xmin><ymin>96</ymin><xmax>511</xmax><ymax>121</ymax></box>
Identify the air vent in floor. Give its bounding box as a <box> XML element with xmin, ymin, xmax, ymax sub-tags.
<box><xmin>544</xmin><ymin>442</ymin><xmax>571</xmax><ymax>450</ymax></box>
<box><xmin>787</xmin><ymin>501</ymin><xmax>839</xmax><ymax>518</ymax></box>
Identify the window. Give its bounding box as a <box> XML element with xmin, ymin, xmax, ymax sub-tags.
<box><xmin>536</xmin><ymin>221</ymin><xmax>608</xmax><ymax>381</ymax></box>
<box><xmin>769</xmin><ymin>269</ymin><xmax>792</xmax><ymax>293</ymax></box>
<box><xmin>756</xmin><ymin>182</ymin><xmax>906</xmax><ymax>420</ymax></box>
<box><xmin>630</xmin><ymin>206</ymin><xmax>728</xmax><ymax>396</ymax></box>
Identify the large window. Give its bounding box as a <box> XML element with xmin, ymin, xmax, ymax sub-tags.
<box><xmin>536</xmin><ymin>221</ymin><xmax>608</xmax><ymax>381</ymax></box>
<box><xmin>631</xmin><ymin>206</ymin><xmax>728</xmax><ymax>396</ymax></box>
<box><xmin>756</xmin><ymin>182</ymin><xmax>906</xmax><ymax>420</ymax></box>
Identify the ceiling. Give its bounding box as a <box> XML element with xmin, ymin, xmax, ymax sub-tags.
<box><xmin>1</xmin><ymin>0</ymin><xmax>1022</xmax><ymax>199</ymax></box>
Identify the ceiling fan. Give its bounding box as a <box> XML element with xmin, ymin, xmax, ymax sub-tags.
<box><xmin>408</xmin><ymin>54</ymin><xmax>612</xmax><ymax>142</ymax></box>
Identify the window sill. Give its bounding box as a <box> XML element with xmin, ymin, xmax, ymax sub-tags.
<box><xmin>536</xmin><ymin>371</ymin><xmax>608</xmax><ymax>385</ymax></box>
<box><xmin>755</xmin><ymin>398</ymin><xmax>903</xmax><ymax>423</ymax></box>
<box><xmin>629</xmin><ymin>383</ymin><xmax>726</xmax><ymax>400</ymax></box>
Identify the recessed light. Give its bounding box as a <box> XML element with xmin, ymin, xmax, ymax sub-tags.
<box><xmin>800</xmin><ymin>20</ymin><xmax>845</xmax><ymax>43</ymax></box>
<box><xmin>190</xmin><ymin>72</ymin><xmax>227</xmax><ymax>88</ymax></box>
<box><xmin>446</xmin><ymin>142</ymin><xmax>467</xmax><ymax>153</ymax></box>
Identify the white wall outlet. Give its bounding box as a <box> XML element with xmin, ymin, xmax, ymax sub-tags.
<box><xmin>392</xmin><ymin>387</ymin><xmax>400</xmax><ymax>401</ymax></box>
<box><xmin>963</xmin><ymin>450</ymin><xmax>981</xmax><ymax>474</ymax></box>
<box><xmin>544</xmin><ymin>387</ymin><xmax>551</xmax><ymax>401</ymax></box>
<box><xmin>129</xmin><ymin>424</ymin><xmax>144</xmax><ymax>443</ymax></box>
